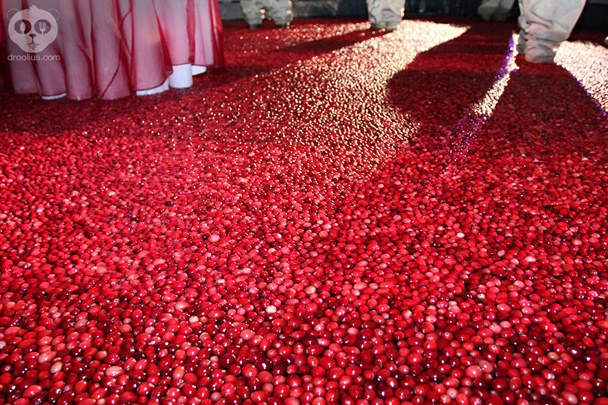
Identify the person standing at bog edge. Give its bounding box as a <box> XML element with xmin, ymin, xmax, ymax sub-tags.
<box><xmin>517</xmin><ymin>0</ymin><xmax>586</xmax><ymax>63</ymax></box>
<box><xmin>240</xmin><ymin>0</ymin><xmax>293</xmax><ymax>29</ymax></box>
<box><xmin>367</xmin><ymin>0</ymin><xmax>405</xmax><ymax>31</ymax></box>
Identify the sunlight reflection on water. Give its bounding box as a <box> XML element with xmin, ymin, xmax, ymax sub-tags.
<box><xmin>556</xmin><ymin>40</ymin><xmax>608</xmax><ymax>117</ymax></box>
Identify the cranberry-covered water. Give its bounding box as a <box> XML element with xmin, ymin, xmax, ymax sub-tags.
<box><xmin>1</xmin><ymin>17</ymin><xmax>607</xmax><ymax>405</ymax></box>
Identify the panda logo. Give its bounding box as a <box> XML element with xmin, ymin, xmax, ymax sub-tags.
<box><xmin>7</xmin><ymin>6</ymin><xmax>59</xmax><ymax>53</ymax></box>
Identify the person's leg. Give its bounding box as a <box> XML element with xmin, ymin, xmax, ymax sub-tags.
<box><xmin>520</xmin><ymin>0</ymin><xmax>586</xmax><ymax>62</ymax></box>
<box><xmin>383</xmin><ymin>0</ymin><xmax>405</xmax><ymax>30</ymax></box>
<box><xmin>492</xmin><ymin>0</ymin><xmax>515</xmax><ymax>21</ymax></box>
<box><xmin>367</xmin><ymin>0</ymin><xmax>384</xmax><ymax>29</ymax></box>
<box><xmin>516</xmin><ymin>0</ymin><xmax>528</xmax><ymax>55</ymax></box>
<box><xmin>240</xmin><ymin>0</ymin><xmax>263</xmax><ymax>28</ymax></box>
<box><xmin>478</xmin><ymin>0</ymin><xmax>503</xmax><ymax>21</ymax></box>
<box><xmin>267</xmin><ymin>0</ymin><xmax>293</xmax><ymax>27</ymax></box>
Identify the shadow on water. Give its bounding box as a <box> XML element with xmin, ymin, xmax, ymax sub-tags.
<box><xmin>387</xmin><ymin>19</ymin><xmax>608</xmax><ymax>160</ymax></box>
<box><xmin>375</xmin><ymin>18</ymin><xmax>608</xmax><ymax>224</ymax></box>
<box><xmin>221</xmin><ymin>18</ymin><xmax>391</xmax><ymax>83</ymax></box>
<box><xmin>276</xmin><ymin>25</ymin><xmax>389</xmax><ymax>57</ymax></box>
<box><xmin>387</xmin><ymin>21</ymin><xmax>516</xmax><ymax>135</ymax></box>
<box><xmin>347</xmin><ymin>20</ymin><xmax>608</xmax><ymax>274</ymax></box>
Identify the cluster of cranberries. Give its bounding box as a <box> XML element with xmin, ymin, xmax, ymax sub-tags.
<box><xmin>1</xmin><ymin>17</ymin><xmax>608</xmax><ymax>405</ymax></box>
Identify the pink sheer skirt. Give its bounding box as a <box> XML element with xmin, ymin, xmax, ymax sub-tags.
<box><xmin>1</xmin><ymin>0</ymin><xmax>224</xmax><ymax>100</ymax></box>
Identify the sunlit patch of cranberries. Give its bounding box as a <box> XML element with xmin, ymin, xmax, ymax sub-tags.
<box><xmin>1</xmin><ymin>15</ymin><xmax>608</xmax><ymax>405</ymax></box>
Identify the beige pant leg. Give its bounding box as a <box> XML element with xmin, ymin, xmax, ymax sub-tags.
<box><xmin>496</xmin><ymin>0</ymin><xmax>516</xmax><ymax>20</ymax></box>
<box><xmin>519</xmin><ymin>0</ymin><xmax>586</xmax><ymax>62</ymax></box>
<box><xmin>367</xmin><ymin>0</ymin><xmax>405</xmax><ymax>29</ymax></box>
<box><xmin>240</xmin><ymin>0</ymin><xmax>263</xmax><ymax>25</ymax></box>
<box><xmin>478</xmin><ymin>0</ymin><xmax>515</xmax><ymax>21</ymax></box>
<box><xmin>479</xmin><ymin>0</ymin><xmax>503</xmax><ymax>20</ymax></box>
<box><xmin>265</xmin><ymin>0</ymin><xmax>293</xmax><ymax>25</ymax></box>
<box><xmin>517</xmin><ymin>0</ymin><xmax>527</xmax><ymax>54</ymax></box>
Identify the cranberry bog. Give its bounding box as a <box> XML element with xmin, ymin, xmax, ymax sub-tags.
<box><xmin>1</xmin><ymin>17</ymin><xmax>608</xmax><ymax>405</ymax></box>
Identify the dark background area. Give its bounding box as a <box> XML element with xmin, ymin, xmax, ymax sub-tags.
<box><xmin>219</xmin><ymin>0</ymin><xmax>608</xmax><ymax>31</ymax></box>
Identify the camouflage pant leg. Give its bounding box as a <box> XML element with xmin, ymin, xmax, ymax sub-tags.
<box><xmin>240</xmin><ymin>0</ymin><xmax>292</xmax><ymax>25</ymax></box>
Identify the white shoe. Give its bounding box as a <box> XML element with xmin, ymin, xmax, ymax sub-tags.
<box><xmin>42</xmin><ymin>92</ymin><xmax>66</xmax><ymax>100</ymax></box>
<box><xmin>168</xmin><ymin>64</ymin><xmax>193</xmax><ymax>89</ymax></box>
<box><xmin>136</xmin><ymin>79</ymin><xmax>170</xmax><ymax>96</ymax></box>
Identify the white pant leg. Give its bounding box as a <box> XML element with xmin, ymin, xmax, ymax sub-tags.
<box><xmin>519</xmin><ymin>0</ymin><xmax>586</xmax><ymax>62</ymax></box>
